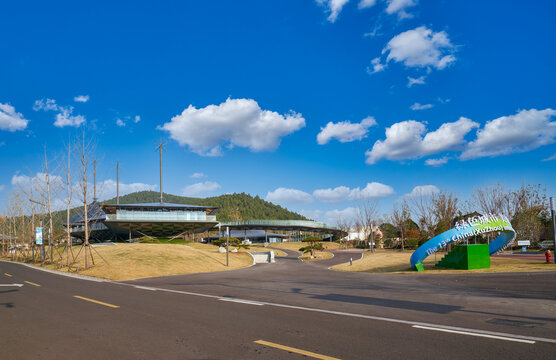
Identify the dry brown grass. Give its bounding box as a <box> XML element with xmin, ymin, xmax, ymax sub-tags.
<box><xmin>332</xmin><ymin>250</ymin><xmax>556</xmax><ymax>274</ymax></box>
<box><xmin>38</xmin><ymin>243</ymin><xmax>253</xmax><ymax>280</ymax></box>
<box><xmin>266</xmin><ymin>241</ymin><xmax>341</xmax><ymax>252</ymax></box>
<box><xmin>300</xmin><ymin>251</ymin><xmax>334</xmax><ymax>261</ymax></box>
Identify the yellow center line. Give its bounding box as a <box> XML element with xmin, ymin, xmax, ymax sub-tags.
<box><xmin>4</xmin><ymin>273</ymin><xmax>13</xmax><ymax>277</ymax></box>
<box><xmin>73</xmin><ymin>295</ymin><xmax>120</xmax><ymax>308</ymax></box>
<box><xmin>24</xmin><ymin>281</ymin><xmax>41</xmax><ymax>287</ymax></box>
<box><xmin>254</xmin><ymin>340</ymin><xmax>341</xmax><ymax>360</ymax></box>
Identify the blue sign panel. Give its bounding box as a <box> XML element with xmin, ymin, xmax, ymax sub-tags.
<box><xmin>35</xmin><ymin>227</ymin><xmax>43</xmax><ymax>245</ymax></box>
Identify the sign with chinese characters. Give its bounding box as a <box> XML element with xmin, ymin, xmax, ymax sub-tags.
<box><xmin>410</xmin><ymin>213</ymin><xmax>516</xmax><ymax>270</ymax></box>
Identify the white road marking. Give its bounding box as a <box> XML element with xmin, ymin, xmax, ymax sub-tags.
<box><xmin>0</xmin><ymin>283</ymin><xmax>24</xmax><ymax>287</ymax></box>
<box><xmin>4</xmin><ymin>260</ymin><xmax>554</xmax><ymax>345</ymax></box>
<box><xmin>412</xmin><ymin>325</ymin><xmax>536</xmax><ymax>344</ymax></box>
<box><xmin>218</xmin><ymin>297</ymin><xmax>264</xmax><ymax>306</ymax></box>
<box><xmin>133</xmin><ymin>285</ymin><xmax>158</xmax><ymax>291</ymax></box>
<box><xmin>118</xmin><ymin>283</ymin><xmax>556</xmax><ymax>345</ymax></box>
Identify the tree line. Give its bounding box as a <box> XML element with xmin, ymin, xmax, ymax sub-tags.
<box><xmin>336</xmin><ymin>183</ymin><xmax>553</xmax><ymax>251</ymax></box>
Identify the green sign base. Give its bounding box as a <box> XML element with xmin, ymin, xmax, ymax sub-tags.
<box><xmin>436</xmin><ymin>244</ymin><xmax>491</xmax><ymax>270</ymax></box>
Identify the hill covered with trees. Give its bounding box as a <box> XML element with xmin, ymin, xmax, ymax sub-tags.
<box><xmin>102</xmin><ymin>191</ymin><xmax>308</xmax><ymax>222</ymax></box>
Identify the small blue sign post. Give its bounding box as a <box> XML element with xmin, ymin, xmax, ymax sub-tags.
<box><xmin>35</xmin><ymin>227</ymin><xmax>45</xmax><ymax>263</ymax></box>
<box><xmin>35</xmin><ymin>227</ymin><xmax>43</xmax><ymax>245</ymax></box>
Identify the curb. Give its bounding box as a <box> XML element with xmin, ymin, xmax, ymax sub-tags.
<box><xmin>0</xmin><ymin>260</ymin><xmax>112</xmax><ymax>283</ymax></box>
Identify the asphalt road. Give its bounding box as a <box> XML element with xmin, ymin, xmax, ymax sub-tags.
<box><xmin>1</xmin><ymin>249</ymin><xmax>556</xmax><ymax>359</ymax></box>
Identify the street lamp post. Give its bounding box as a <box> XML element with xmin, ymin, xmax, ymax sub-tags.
<box><xmin>550</xmin><ymin>197</ymin><xmax>556</xmax><ymax>264</ymax></box>
<box><xmin>226</xmin><ymin>226</ymin><xmax>229</xmax><ymax>267</ymax></box>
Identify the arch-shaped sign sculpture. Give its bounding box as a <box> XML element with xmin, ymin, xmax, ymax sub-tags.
<box><xmin>410</xmin><ymin>214</ymin><xmax>516</xmax><ymax>270</ymax></box>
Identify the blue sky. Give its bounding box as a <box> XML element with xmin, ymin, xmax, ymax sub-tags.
<box><xmin>1</xmin><ymin>0</ymin><xmax>555</xmax><ymax>224</ymax></box>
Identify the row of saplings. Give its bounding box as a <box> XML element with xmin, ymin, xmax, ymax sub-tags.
<box><xmin>212</xmin><ymin>236</ymin><xmax>324</xmax><ymax>257</ymax></box>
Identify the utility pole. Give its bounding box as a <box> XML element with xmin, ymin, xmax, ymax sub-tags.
<box><xmin>155</xmin><ymin>140</ymin><xmax>166</xmax><ymax>205</ymax></box>
<box><xmin>226</xmin><ymin>226</ymin><xmax>229</xmax><ymax>267</ymax></box>
<box><xmin>93</xmin><ymin>159</ymin><xmax>97</xmax><ymax>202</ymax></box>
<box><xmin>551</xmin><ymin>197</ymin><xmax>555</xmax><ymax>263</ymax></box>
<box><xmin>116</xmin><ymin>162</ymin><xmax>119</xmax><ymax>205</ymax></box>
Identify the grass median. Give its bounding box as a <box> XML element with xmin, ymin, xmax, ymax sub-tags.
<box><xmin>26</xmin><ymin>243</ymin><xmax>254</xmax><ymax>280</ymax></box>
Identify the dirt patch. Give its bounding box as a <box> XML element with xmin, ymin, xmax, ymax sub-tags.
<box><xmin>300</xmin><ymin>251</ymin><xmax>334</xmax><ymax>261</ymax></box>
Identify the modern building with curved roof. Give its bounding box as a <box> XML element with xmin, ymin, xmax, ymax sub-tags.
<box><xmin>67</xmin><ymin>202</ymin><xmax>219</xmax><ymax>240</ymax></box>
<box><xmin>218</xmin><ymin>219</ymin><xmax>347</xmax><ymax>240</ymax></box>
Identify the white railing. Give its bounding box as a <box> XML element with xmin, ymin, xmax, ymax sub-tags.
<box><xmin>106</xmin><ymin>211</ymin><xmax>216</xmax><ymax>222</ymax></box>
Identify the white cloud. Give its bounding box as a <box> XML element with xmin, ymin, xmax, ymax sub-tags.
<box><xmin>313</xmin><ymin>182</ymin><xmax>394</xmax><ymax>203</ymax></box>
<box><xmin>364</xmin><ymin>22</ymin><xmax>382</xmax><ymax>37</ymax></box>
<box><xmin>0</xmin><ymin>102</ymin><xmax>29</xmax><ymax>131</ymax></box>
<box><xmin>542</xmin><ymin>153</ymin><xmax>556</xmax><ymax>162</ymax></box>
<box><xmin>97</xmin><ymin>179</ymin><xmax>157</xmax><ymax>200</ymax></box>
<box><xmin>407</xmin><ymin>75</ymin><xmax>426</xmax><ymax>87</ymax></box>
<box><xmin>160</xmin><ymin>98</ymin><xmax>305</xmax><ymax>156</ymax></box>
<box><xmin>316</xmin><ymin>0</ymin><xmax>350</xmax><ymax>23</ymax></box>
<box><xmin>461</xmin><ymin>108</ymin><xmax>556</xmax><ymax>160</ymax></box>
<box><xmin>181</xmin><ymin>181</ymin><xmax>221</xmax><ymax>197</ymax></box>
<box><xmin>33</xmin><ymin>98</ymin><xmax>59</xmax><ymax>111</ymax></box>
<box><xmin>358</xmin><ymin>0</ymin><xmax>377</xmax><ymax>9</ymax></box>
<box><xmin>54</xmin><ymin>107</ymin><xmax>85</xmax><ymax>128</ymax></box>
<box><xmin>406</xmin><ymin>185</ymin><xmax>439</xmax><ymax>197</ymax></box>
<box><xmin>74</xmin><ymin>95</ymin><xmax>89</xmax><ymax>103</ymax></box>
<box><xmin>425</xmin><ymin>157</ymin><xmax>450</xmax><ymax>166</ymax></box>
<box><xmin>324</xmin><ymin>207</ymin><xmax>359</xmax><ymax>225</ymax></box>
<box><xmin>313</xmin><ymin>186</ymin><xmax>352</xmax><ymax>203</ymax></box>
<box><xmin>34</xmin><ymin>98</ymin><xmax>85</xmax><ymax>128</ymax></box>
<box><xmin>190</xmin><ymin>172</ymin><xmax>206</xmax><ymax>179</ymax></box>
<box><xmin>410</xmin><ymin>102</ymin><xmax>433</xmax><ymax>111</ymax></box>
<box><xmin>134</xmin><ymin>115</ymin><xmax>141</xmax><ymax>123</ymax></box>
<box><xmin>355</xmin><ymin>182</ymin><xmax>395</xmax><ymax>199</ymax></box>
<box><xmin>299</xmin><ymin>209</ymin><xmax>323</xmax><ymax>221</ymax></box>
<box><xmin>11</xmin><ymin>173</ymin><xmax>154</xmax><ymax>210</ymax></box>
<box><xmin>366</xmin><ymin>117</ymin><xmax>479</xmax><ymax>164</ymax></box>
<box><xmin>12</xmin><ymin>173</ymin><xmax>64</xmax><ymax>195</ymax></box>
<box><xmin>367</xmin><ymin>57</ymin><xmax>386</xmax><ymax>74</ymax></box>
<box><xmin>116</xmin><ymin>118</ymin><xmax>126</xmax><ymax>127</ymax></box>
<box><xmin>265</xmin><ymin>188</ymin><xmax>313</xmax><ymax>205</ymax></box>
<box><xmin>317</xmin><ymin>116</ymin><xmax>377</xmax><ymax>144</ymax></box>
<box><xmin>385</xmin><ymin>0</ymin><xmax>417</xmax><ymax>19</ymax></box>
<box><xmin>381</xmin><ymin>26</ymin><xmax>456</xmax><ymax>70</ymax></box>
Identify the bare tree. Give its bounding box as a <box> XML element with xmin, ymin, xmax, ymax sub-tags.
<box><xmin>391</xmin><ymin>199</ymin><xmax>411</xmax><ymax>251</ymax></box>
<box><xmin>509</xmin><ymin>183</ymin><xmax>548</xmax><ymax>243</ymax></box>
<box><xmin>336</xmin><ymin>216</ymin><xmax>352</xmax><ymax>249</ymax></box>
<box><xmin>357</xmin><ymin>199</ymin><xmax>379</xmax><ymax>252</ymax></box>
<box><xmin>411</xmin><ymin>192</ymin><xmax>436</xmax><ymax>240</ymax></box>
<box><xmin>432</xmin><ymin>190</ymin><xmax>459</xmax><ymax>234</ymax></box>
<box><xmin>471</xmin><ymin>183</ymin><xmax>511</xmax><ymax>217</ymax></box>
<box><xmin>42</xmin><ymin>147</ymin><xmax>57</xmax><ymax>263</ymax></box>
<box><xmin>59</xmin><ymin>139</ymin><xmax>75</xmax><ymax>268</ymax></box>
<box><xmin>74</xmin><ymin>132</ymin><xmax>97</xmax><ymax>269</ymax></box>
